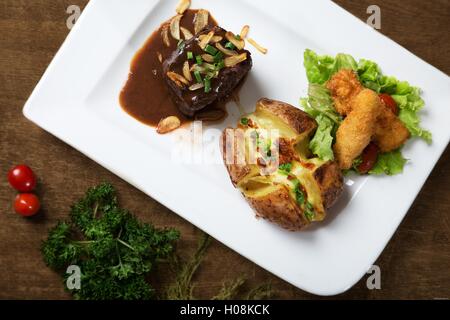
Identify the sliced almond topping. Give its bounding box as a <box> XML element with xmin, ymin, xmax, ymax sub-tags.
<box><xmin>167</xmin><ymin>71</ymin><xmax>190</xmax><ymax>87</ymax></box>
<box><xmin>190</xmin><ymin>64</ymin><xmax>205</xmax><ymax>73</ymax></box>
<box><xmin>207</xmin><ymin>70</ymin><xmax>220</xmax><ymax>79</ymax></box>
<box><xmin>224</xmin><ymin>53</ymin><xmax>247</xmax><ymax>67</ymax></box>
<box><xmin>189</xmin><ymin>82</ymin><xmax>205</xmax><ymax>91</ymax></box>
<box><xmin>225</xmin><ymin>31</ymin><xmax>245</xmax><ymax>50</ymax></box>
<box><xmin>201</xmin><ymin>54</ymin><xmax>215</xmax><ymax>63</ymax></box>
<box><xmin>240</xmin><ymin>25</ymin><xmax>250</xmax><ymax>39</ymax></box>
<box><xmin>182</xmin><ymin>61</ymin><xmax>192</xmax><ymax>82</ymax></box>
<box><xmin>202</xmin><ymin>62</ymin><xmax>216</xmax><ymax>70</ymax></box>
<box><xmin>175</xmin><ymin>0</ymin><xmax>191</xmax><ymax>14</ymax></box>
<box><xmin>247</xmin><ymin>38</ymin><xmax>268</xmax><ymax>54</ymax></box>
<box><xmin>157</xmin><ymin>52</ymin><xmax>163</xmax><ymax>63</ymax></box>
<box><xmin>190</xmin><ymin>63</ymin><xmax>216</xmax><ymax>76</ymax></box>
<box><xmin>161</xmin><ymin>24</ymin><xmax>171</xmax><ymax>47</ymax></box>
<box><xmin>180</xmin><ymin>27</ymin><xmax>194</xmax><ymax>40</ymax></box>
<box><xmin>211</xmin><ymin>35</ymin><xmax>223</xmax><ymax>43</ymax></box>
<box><xmin>198</xmin><ymin>30</ymin><xmax>214</xmax><ymax>49</ymax></box>
<box><xmin>157</xmin><ymin>116</ymin><xmax>181</xmax><ymax>134</ymax></box>
<box><xmin>194</xmin><ymin>9</ymin><xmax>209</xmax><ymax>34</ymax></box>
<box><xmin>198</xmin><ymin>34</ymin><xmax>223</xmax><ymax>43</ymax></box>
<box><xmin>170</xmin><ymin>15</ymin><xmax>183</xmax><ymax>40</ymax></box>
<box><xmin>215</xmin><ymin>42</ymin><xmax>238</xmax><ymax>56</ymax></box>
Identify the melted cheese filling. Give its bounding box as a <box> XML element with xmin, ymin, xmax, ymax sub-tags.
<box><xmin>237</xmin><ymin>107</ymin><xmax>328</xmax><ymax>222</ymax></box>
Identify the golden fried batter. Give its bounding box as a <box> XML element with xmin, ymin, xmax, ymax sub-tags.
<box><xmin>326</xmin><ymin>69</ymin><xmax>363</xmax><ymax>116</ymax></box>
<box><xmin>373</xmin><ymin>105</ymin><xmax>410</xmax><ymax>152</ymax></box>
<box><xmin>328</xmin><ymin>69</ymin><xmax>410</xmax><ymax>156</ymax></box>
<box><xmin>334</xmin><ymin>89</ymin><xmax>382</xmax><ymax>169</ymax></box>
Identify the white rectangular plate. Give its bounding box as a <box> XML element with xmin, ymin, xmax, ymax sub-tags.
<box><xmin>23</xmin><ymin>0</ymin><xmax>450</xmax><ymax>296</ymax></box>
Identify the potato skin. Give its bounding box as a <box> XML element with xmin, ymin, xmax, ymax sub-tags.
<box><xmin>256</xmin><ymin>98</ymin><xmax>317</xmax><ymax>137</ymax></box>
<box><xmin>220</xmin><ymin>128</ymin><xmax>254</xmax><ymax>187</ymax></box>
<box><xmin>313</xmin><ymin>161</ymin><xmax>344</xmax><ymax>209</ymax></box>
<box><xmin>247</xmin><ymin>185</ymin><xmax>310</xmax><ymax>231</ymax></box>
<box><xmin>221</xmin><ymin>98</ymin><xmax>344</xmax><ymax>231</ymax></box>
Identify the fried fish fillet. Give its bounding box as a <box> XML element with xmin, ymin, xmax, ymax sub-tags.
<box><xmin>334</xmin><ymin>89</ymin><xmax>382</xmax><ymax>169</ymax></box>
<box><xmin>326</xmin><ymin>69</ymin><xmax>363</xmax><ymax>116</ymax></box>
<box><xmin>327</xmin><ymin>69</ymin><xmax>410</xmax><ymax>153</ymax></box>
<box><xmin>373</xmin><ymin>105</ymin><xmax>410</xmax><ymax>152</ymax></box>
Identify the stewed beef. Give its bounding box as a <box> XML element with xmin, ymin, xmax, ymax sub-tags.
<box><xmin>162</xmin><ymin>26</ymin><xmax>252</xmax><ymax>117</ymax></box>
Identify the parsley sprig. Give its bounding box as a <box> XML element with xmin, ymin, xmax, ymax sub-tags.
<box><xmin>292</xmin><ymin>180</ymin><xmax>315</xmax><ymax>221</ymax></box>
<box><xmin>41</xmin><ymin>183</ymin><xmax>179</xmax><ymax>300</ymax></box>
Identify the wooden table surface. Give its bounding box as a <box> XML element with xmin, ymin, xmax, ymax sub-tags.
<box><xmin>1</xmin><ymin>0</ymin><xmax>449</xmax><ymax>300</ymax></box>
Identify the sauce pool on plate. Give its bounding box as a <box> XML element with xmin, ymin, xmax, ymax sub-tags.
<box><xmin>119</xmin><ymin>10</ymin><xmax>218</xmax><ymax>127</ymax></box>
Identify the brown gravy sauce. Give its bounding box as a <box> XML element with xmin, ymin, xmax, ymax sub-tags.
<box><xmin>119</xmin><ymin>10</ymin><xmax>224</xmax><ymax>127</ymax></box>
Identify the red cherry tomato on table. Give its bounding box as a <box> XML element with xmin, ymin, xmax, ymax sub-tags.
<box><xmin>14</xmin><ymin>193</ymin><xmax>41</xmax><ymax>217</ymax></box>
<box><xmin>7</xmin><ymin>164</ymin><xmax>37</xmax><ymax>192</ymax></box>
<box><xmin>379</xmin><ymin>93</ymin><xmax>399</xmax><ymax>115</ymax></box>
<box><xmin>357</xmin><ymin>142</ymin><xmax>379</xmax><ymax>174</ymax></box>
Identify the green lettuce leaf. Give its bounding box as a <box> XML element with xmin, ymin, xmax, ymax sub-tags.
<box><xmin>369</xmin><ymin>150</ymin><xmax>407</xmax><ymax>176</ymax></box>
<box><xmin>300</xmin><ymin>83</ymin><xmax>341</xmax><ymax>160</ymax></box>
<box><xmin>357</xmin><ymin>59</ymin><xmax>382</xmax><ymax>92</ymax></box>
<box><xmin>304</xmin><ymin>49</ymin><xmax>432</xmax><ymax>143</ymax></box>
<box><xmin>301</xmin><ymin>49</ymin><xmax>432</xmax><ymax>175</ymax></box>
<box><xmin>302</xmin><ymin>84</ymin><xmax>342</xmax><ymax>124</ymax></box>
<box><xmin>303</xmin><ymin>49</ymin><xmax>357</xmax><ymax>85</ymax></box>
<box><xmin>332</xmin><ymin>53</ymin><xmax>358</xmax><ymax>74</ymax></box>
<box><xmin>304</xmin><ymin>49</ymin><xmax>335</xmax><ymax>85</ymax></box>
<box><xmin>309</xmin><ymin>115</ymin><xmax>335</xmax><ymax>161</ymax></box>
<box><xmin>392</xmin><ymin>84</ymin><xmax>432</xmax><ymax>143</ymax></box>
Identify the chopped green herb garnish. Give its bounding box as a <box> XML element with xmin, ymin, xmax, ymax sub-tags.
<box><xmin>295</xmin><ymin>189</ymin><xmax>305</xmax><ymax>205</ymax></box>
<box><xmin>203</xmin><ymin>62</ymin><xmax>216</xmax><ymax>71</ymax></box>
<box><xmin>215</xmin><ymin>60</ymin><xmax>225</xmax><ymax>70</ymax></box>
<box><xmin>278</xmin><ymin>163</ymin><xmax>292</xmax><ymax>174</ymax></box>
<box><xmin>293</xmin><ymin>181</ymin><xmax>305</xmax><ymax>205</ymax></box>
<box><xmin>204</xmin><ymin>78</ymin><xmax>211</xmax><ymax>93</ymax></box>
<box><xmin>194</xmin><ymin>70</ymin><xmax>202</xmax><ymax>83</ymax></box>
<box><xmin>214</xmin><ymin>51</ymin><xmax>224</xmax><ymax>63</ymax></box>
<box><xmin>204</xmin><ymin>44</ymin><xmax>218</xmax><ymax>56</ymax></box>
<box><xmin>235</xmin><ymin>34</ymin><xmax>241</xmax><ymax>40</ymax></box>
<box><xmin>205</xmin><ymin>71</ymin><xmax>215</xmax><ymax>80</ymax></box>
<box><xmin>225</xmin><ymin>42</ymin><xmax>236</xmax><ymax>50</ymax></box>
<box><xmin>292</xmin><ymin>181</ymin><xmax>315</xmax><ymax>220</ymax></box>
<box><xmin>305</xmin><ymin>202</ymin><xmax>315</xmax><ymax>221</ymax></box>
<box><xmin>240</xmin><ymin>118</ymin><xmax>249</xmax><ymax>126</ymax></box>
<box><xmin>195</xmin><ymin>55</ymin><xmax>203</xmax><ymax>65</ymax></box>
<box><xmin>187</xmin><ymin>51</ymin><xmax>193</xmax><ymax>60</ymax></box>
<box><xmin>178</xmin><ymin>40</ymin><xmax>185</xmax><ymax>50</ymax></box>
<box><xmin>265</xmin><ymin>139</ymin><xmax>272</xmax><ymax>157</ymax></box>
<box><xmin>255</xmin><ymin>131</ymin><xmax>260</xmax><ymax>146</ymax></box>
<box><xmin>41</xmin><ymin>183</ymin><xmax>179</xmax><ymax>300</ymax></box>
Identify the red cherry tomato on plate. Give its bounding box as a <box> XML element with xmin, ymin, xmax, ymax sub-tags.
<box><xmin>379</xmin><ymin>93</ymin><xmax>399</xmax><ymax>115</ymax></box>
<box><xmin>7</xmin><ymin>164</ymin><xmax>37</xmax><ymax>192</ymax></box>
<box><xmin>357</xmin><ymin>143</ymin><xmax>379</xmax><ymax>174</ymax></box>
<box><xmin>14</xmin><ymin>193</ymin><xmax>41</xmax><ymax>217</ymax></box>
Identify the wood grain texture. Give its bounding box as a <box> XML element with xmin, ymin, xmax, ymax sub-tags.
<box><xmin>0</xmin><ymin>0</ymin><xmax>449</xmax><ymax>300</ymax></box>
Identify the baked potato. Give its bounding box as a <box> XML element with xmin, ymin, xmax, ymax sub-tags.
<box><xmin>221</xmin><ymin>98</ymin><xmax>343</xmax><ymax>231</ymax></box>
